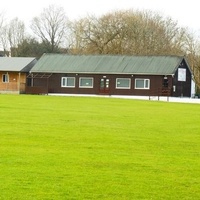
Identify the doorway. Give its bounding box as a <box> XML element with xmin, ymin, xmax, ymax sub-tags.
<box><xmin>99</xmin><ymin>78</ymin><xmax>110</xmax><ymax>94</ymax></box>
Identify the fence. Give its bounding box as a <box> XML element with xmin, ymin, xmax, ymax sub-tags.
<box><xmin>149</xmin><ymin>87</ymin><xmax>171</xmax><ymax>101</ymax></box>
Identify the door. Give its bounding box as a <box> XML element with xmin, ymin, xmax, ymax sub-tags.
<box><xmin>99</xmin><ymin>78</ymin><xmax>110</xmax><ymax>94</ymax></box>
<box><xmin>161</xmin><ymin>76</ymin><xmax>171</xmax><ymax>96</ymax></box>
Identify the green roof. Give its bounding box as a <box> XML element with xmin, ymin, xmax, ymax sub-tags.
<box><xmin>31</xmin><ymin>54</ymin><xmax>186</xmax><ymax>75</ymax></box>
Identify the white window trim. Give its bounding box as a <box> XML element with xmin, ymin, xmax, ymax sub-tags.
<box><xmin>79</xmin><ymin>77</ymin><xmax>94</xmax><ymax>88</ymax></box>
<box><xmin>2</xmin><ymin>74</ymin><xmax>9</xmax><ymax>83</ymax></box>
<box><xmin>61</xmin><ymin>77</ymin><xmax>75</xmax><ymax>88</ymax></box>
<box><xmin>116</xmin><ymin>78</ymin><xmax>131</xmax><ymax>89</ymax></box>
<box><xmin>135</xmin><ymin>78</ymin><xmax>150</xmax><ymax>89</ymax></box>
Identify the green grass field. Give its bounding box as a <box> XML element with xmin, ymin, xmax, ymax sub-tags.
<box><xmin>0</xmin><ymin>94</ymin><xmax>200</xmax><ymax>199</ymax></box>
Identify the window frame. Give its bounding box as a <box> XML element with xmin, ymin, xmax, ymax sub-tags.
<box><xmin>2</xmin><ymin>74</ymin><xmax>9</xmax><ymax>83</ymax></box>
<box><xmin>61</xmin><ymin>77</ymin><xmax>76</xmax><ymax>88</ymax></box>
<box><xmin>79</xmin><ymin>77</ymin><xmax>94</xmax><ymax>88</ymax></box>
<box><xmin>116</xmin><ymin>78</ymin><xmax>131</xmax><ymax>89</ymax></box>
<box><xmin>135</xmin><ymin>78</ymin><xmax>150</xmax><ymax>89</ymax></box>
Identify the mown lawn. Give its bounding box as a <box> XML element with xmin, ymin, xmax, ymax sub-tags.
<box><xmin>0</xmin><ymin>94</ymin><xmax>200</xmax><ymax>199</ymax></box>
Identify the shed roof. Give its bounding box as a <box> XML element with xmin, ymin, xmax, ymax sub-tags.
<box><xmin>0</xmin><ymin>57</ymin><xmax>37</xmax><ymax>72</ymax></box>
<box><xmin>31</xmin><ymin>54</ymin><xmax>187</xmax><ymax>75</ymax></box>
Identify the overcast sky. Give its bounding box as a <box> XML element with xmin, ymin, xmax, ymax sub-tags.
<box><xmin>1</xmin><ymin>0</ymin><xmax>200</xmax><ymax>34</ymax></box>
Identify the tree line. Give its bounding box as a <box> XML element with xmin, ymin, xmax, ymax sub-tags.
<box><xmin>0</xmin><ymin>5</ymin><xmax>200</xmax><ymax>87</ymax></box>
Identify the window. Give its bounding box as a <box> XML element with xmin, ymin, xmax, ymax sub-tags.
<box><xmin>116</xmin><ymin>78</ymin><xmax>131</xmax><ymax>89</ymax></box>
<box><xmin>2</xmin><ymin>74</ymin><xmax>9</xmax><ymax>83</ymax></box>
<box><xmin>79</xmin><ymin>77</ymin><xmax>93</xmax><ymax>88</ymax></box>
<box><xmin>61</xmin><ymin>77</ymin><xmax>75</xmax><ymax>87</ymax></box>
<box><xmin>135</xmin><ymin>79</ymin><xmax>150</xmax><ymax>89</ymax></box>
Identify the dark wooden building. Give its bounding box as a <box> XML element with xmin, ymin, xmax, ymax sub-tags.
<box><xmin>26</xmin><ymin>54</ymin><xmax>193</xmax><ymax>97</ymax></box>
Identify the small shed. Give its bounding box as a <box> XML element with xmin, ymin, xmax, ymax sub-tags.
<box><xmin>0</xmin><ymin>57</ymin><xmax>37</xmax><ymax>94</ymax></box>
<box><xmin>26</xmin><ymin>54</ymin><xmax>193</xmax><ymax>97</ymax></box>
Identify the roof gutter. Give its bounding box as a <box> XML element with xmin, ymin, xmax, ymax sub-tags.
<box><xmin>30</xmin><ymin>71</ymin><xmax>174</xmax><ymax>76</ymax></box>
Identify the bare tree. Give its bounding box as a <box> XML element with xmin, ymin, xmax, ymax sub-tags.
<box><xmin>184</xmin><ymin>32</ymin><xmax>200</xmax><ymax>88</ymax></box>
<box><xmin>69</xmin><ymin>12</ymin><xmax>126</xmax><ymax>54</ymax></box>
<box><xmin>31</xmin><ymin>4</ymin><xmax>68</xmax><ymax>52</ymax></box>
<box><xmin>69</xmin><ymin>9</ymin><xmax>194</xmax><ymax>56</ymax></box>
<box><xmin>0</xmin><ymin>25</ymin><xmax>9</xmax><ymax>54</ymax></box>
<box><xmin>0</xmin><ymin>12</ymin><xmax>8</xmax><ymax>54</ymax></box>
<box><xmin>67</xmin><ymin>17</ymin><xmax>90</xmax><ymax>54</ymax></box>
<box><xmin>7</xmin><ymin>18</ymin><xmax>25</xmax><ymax>55</ymax></box>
